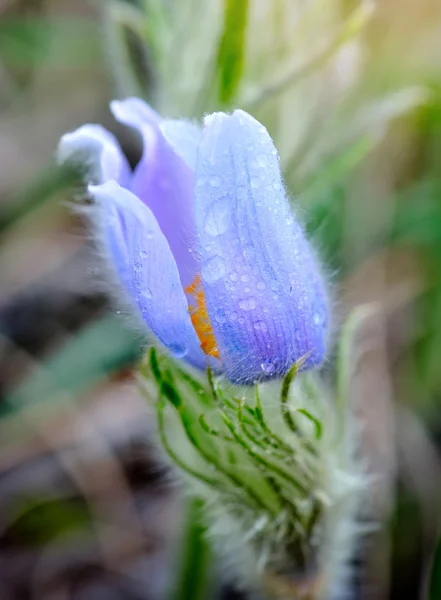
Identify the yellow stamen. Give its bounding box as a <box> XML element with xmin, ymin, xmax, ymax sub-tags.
<box><xmin>185</xmin><ymin>274</ymin><xmax>219</xmax><ymax>359</ymax></box>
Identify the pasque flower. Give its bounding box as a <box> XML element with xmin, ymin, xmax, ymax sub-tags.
<box><xmin>58</xmin><ymin>99</ymin><xmax>328</xmax><ymax>383</ymax></box>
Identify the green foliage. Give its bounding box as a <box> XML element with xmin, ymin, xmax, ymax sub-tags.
<box><xmin>7</xmin><ymin>496</ymin><xmax>91</xmax><ymax>547</ymax></box>
<box><xmin>0</xmin><ymin>164</ymin><xmax>80</xmax><ymax>233</ymax></box>
<box><xmin>169</xmin><ymin>497</ymin><xmax>212</xmax><ymax>600</ymax></box>
<box><xmin>0</xmin><ymin>17</ymin><xmax>102</xmax><ymax>69</ymax></box>
<box><xmin>216</xmin><ymin>0</ymin><xmax>249</xmax><ymax>105</ymax></box>
<box><xmin>141</xmin><ymin>342</ymin><xmax>361</xmax><ymax>589</ymax></box>
<box><xmin>2</xmin><ymin>316</ymin><xmax>142</xmax><ymax>417</ymax></box>
<box><xmin>429</xmin><ymin>535</ymin><xmax>441</xmax><ymax>600</ymax></box>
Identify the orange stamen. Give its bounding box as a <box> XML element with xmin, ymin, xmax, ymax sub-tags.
<box><xmin>185</xmin><ymin>274</ymin><xmax>219</xmax><ymax>359</ymax></box>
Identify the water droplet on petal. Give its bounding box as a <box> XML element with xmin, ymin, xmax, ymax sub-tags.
<box><xmin>141</xmin><ymin>288</ymin><xmax>153</xmax><ymax>300</ymax></box>
<box><xmin>204</xmin><ymin>197</ymin><xmax>231</xmax><ymax>236</ymax></box>
<box><xmin>146</xmin><ymin>231</ymin><xmax>154</xmax><ymax>239</ymax></box>
<box><xmin>250</xmin><ymin>177</ymin><xmax>260</xmax><ymax>189</ymax></box>
<box><xmin>261</xmin><ymin>360</ymin><xmax>275</xmax><ymax>375</ymax></box>
<box><xmin>238</xmin><ymin>297</ymin><xmax>257</xmax><ymax>311</ymax></box>
<box><xmin>204</xmin><ymin>255</ymin><xmax>226</xmax><ymax>283</ymax></box>
<box><xmin>210</xmin><ymin>175</ymin><xmax>221</xmax><ymax>187</ymax></box>
<box><xmin>229</xmin><ymin>271</ymin><xmax>239</xmax><ymax>282</ymax></box>
<box><xmin>253</xmin><ymin>321</ymin><xmax>268</xmax><ymax>332</ymax></box>
<box><xmin>140</xmin><ymin>250</ymin><xmax>148</xmax><ymax>258</ymax></box>
<box><xmin>257</xmin><ymin>281</ymin><xmax>266</xmax><ymax>291</ymax></box>
<box><xmin>256</xmin><ymin>154</ymin><xmax>267</xmax><ymax>167</ymax></box>
<box><xmin>169</xmin><ymin>343</ymin><xmax>187</xmax><ymax>358</ymax></box>
<box><xmin>215</xmin><ymin>308</ymin><xmax>227</xmax><ymax>324</ymax></box>
<box><xmin>241</xmin><ymin>274</ymin><xmax>250</xmax><ymax>283</ymax></box>
<box><xmin>272</xmin><ymin>181</ymin><xmax>281</xmax><ymax>191</ymax></box>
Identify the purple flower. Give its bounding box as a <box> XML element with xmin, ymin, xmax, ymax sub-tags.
<box><xmin>58</xmin><ymin>98</ymin><xmax>329</xmax><ymax>383</ymax></box>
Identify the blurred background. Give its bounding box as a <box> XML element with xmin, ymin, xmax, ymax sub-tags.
<box><xmin>1</xmin><ymin>0</ymin><xmax>441</xmax><ymax>598</ymax></box>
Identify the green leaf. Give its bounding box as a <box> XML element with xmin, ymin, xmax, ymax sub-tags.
<box><xmin>216</xmin><ymin>0</ymin><xmax>249</xmax><ymax>104</ymax></box>
<box><xmin>0</xmin><ymin>17</ymin><xmax>102</xmax><ymax>69</ymax></box>
<box><xmin>2</xmin><ymin>316</ymin><xmax>142</xmax><ymax>417</ymax></box>
<box><xmin>8</xmin><ymin>497</ymin><xmax>91</xmax><ymax>547</ymax></box>
<box><xmin>104</xmin><ymin>1</ymin><xmax>155</xmax><ymax>99</ymax></box>
<box><xmin>169</xmin><ymin>497</ymin><xmax>212</xmax><ymax>600</ymax></box>
<box><xmin>0</xmin><ymin>163</ymin><xmax>79</xmax><ymax>233</ymax></box>
<box><xmin>429</xmin><ymin>534</ymin><xmax>441</xmax><ymax>600</ymax></box>
<box><xmin>391</xmin><ymin>179</ymin><xmax>441</xmax><ymax>249</ymax></box>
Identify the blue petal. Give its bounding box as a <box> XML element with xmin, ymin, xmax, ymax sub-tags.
<box><xmin>159</xmin><ymin>119</ymin><xmax>202</xmax><ymax>171</ymax></box>
<box><xmin>89</xmin><ymin>180</ymin><xmax>209</xmax><ymax>369</ymax></box>
<box><xmin>110</xmin><ymin>98</ymin><xmax>199</xmax><ymax>289</ymax></box>
<box><xmin>194</xmin><ymin>111</ymin><xmax>328</xmax><ymax>383</ymax></box>
<box><xmin>57</xmin><ymin>124</ymin><xmax>131</xmax><ymax>186</ymax></box>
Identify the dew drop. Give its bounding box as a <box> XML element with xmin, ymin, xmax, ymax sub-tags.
<box><xmin>241</xmin><ymin>274</ymin><xmax>250</xmax><ymax>283</ymax></box>
<box><xmin>261</xmin><ymin>360</ymin><xmax>275</xmax><ymax>375</ymax></box>
<box><xmin>257</xmin><ymin>281</ymin><xmax>266</xmax><ymax>291</ymax></box>
<box><xmin>203</xmin><ymin>255</ymin><xmax>226</xmax><ymax>282</ymax></box>
<box><xmin>229</xmin><ymin>271</ymin><xmax>239</xmax><ymax>282</ymax></box>
<box><xmin>253</xmin><ymin>320</ymin><xmax>268</xmax><ymax>332</ymax></box>
<box><xmin>230</xmin><ymin>311</ymin><xmax>238</xmax><ymax>321</ymax></box>
<box><xmin>204</xmin><ymin>198</ymin><xmax>231</xmax><ymax>236</ymax></box>
<box><xmin>215</xmin><ymin>308</ymin><xmax>227</xmax><ymax>324</ymax></box>
<box><xmin>314</xmin><ymin>311</ymin><xmax>326</xmax><ymax>326</ymax></box>
<box><xmin>238</xmin><ymin>316</ymin><xmax>245</xmax><ymax>324</ymax></box>
<box><xmin>146</xmin><ymin>231</ymin><xmax>154</xmax><ymax>239</ymax></box>
<box><xmin>272</xmin><ymin>181</ymin><xmax>281</xmax><ymax>191</ymax></box>
<box><xmin>210</xmin><ymin>175</ymin><xmax>221</xmax><ymax>187</ymax></box>
<box><xmin>238</xmin><ymin>297</ymin><xmax>257</xmax><ymax>311</ymax></box>
<box><xmin>256</xmin><ymin>154</ymin><xmax>267</xmax><ymax>167</ymax></box>
<box><xmin>141</xmin><ymin>288</ymin><xmax>153</xmax><ymax>300</ymax></box>
<box><xmin>168</xmin><ymin>343</ymin><xmax>187</xmax><ymax>358</ymax></box>
<box><xmin>140</xmin><ymin>250</ymin><xmax>148</xmax><ymax>258</ymax></box>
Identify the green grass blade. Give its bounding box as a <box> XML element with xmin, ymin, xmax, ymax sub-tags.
<box><xmin>216</xmin><ymin>0</ymin><xmax>249</xmax><ymax>105</ymax></box>
<box><xmin>169</xmin><ymin>497</ymin><xmax>212</xmax><ymax>600</ymax></box>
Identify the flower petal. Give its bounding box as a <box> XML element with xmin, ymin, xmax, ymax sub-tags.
<box><xmin>194</xmin><ymin>111</ymin><xmax>328</xmax><ymax>383</ymax></box>
<box><xmin>89</xmin><ymin>180</ymin><xmax>209</xmax><ymax>369</ymax></box>
<box><xmin>57</xmin><ymin>124</ymin><xmax>130</xmax><ymax>186</ymax></box>
<box><xmin>159</xmin><ymin>119</ymin><xmax>202</xmax><ymax>171</ymax></box>
<box><xmin>111</xmin><ymin>98</ymin><xmax>198</xmax><ymax>287</ymax></box>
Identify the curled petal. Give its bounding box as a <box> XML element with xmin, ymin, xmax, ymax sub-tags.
<box><xmin>89</xmin><ymin>180</ymin><xmax>208</xmax><ymax>369</ymax></box>
<box><xmin>194</xmin><ymin>111</ymin><xmax>328</xmax><ymax>383</ymax></box>
<box><xmin>111</xmin><ymin>98</ymin><xmax>198</xmax><ymax>287</ymax></box>
<box><xmin>159</xmin><ymin>119</ymin><xmax>202</xmax><ymax>171</ymax></box>
<box><xmin>57</xmin><ymin>124</ymin><xmax>130</xmax><ymax>186</ymax></box>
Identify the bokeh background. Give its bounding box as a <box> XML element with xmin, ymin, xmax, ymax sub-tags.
<box><xmin>1</xmin><ymin>0</ymin><xmax>441</xmax><ymax>599</ymax></box>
